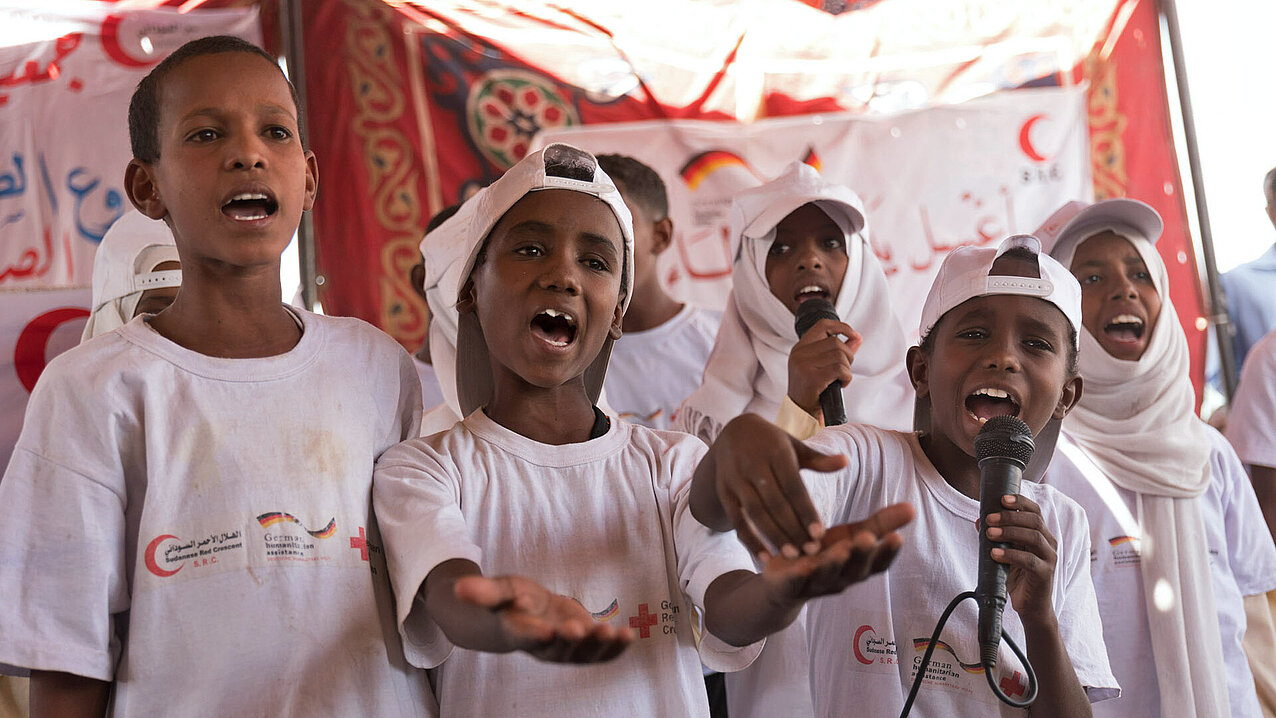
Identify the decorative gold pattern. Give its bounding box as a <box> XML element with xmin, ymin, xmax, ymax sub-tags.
<box><xmin>1085</xmin><ymin>52</ymin><xmax>1128</xmax><ymax>201</ymax></box>
<box><xmin>342</xmin><ymin>0</ymin><xmax>428</xmax><ymax>348</ymax></box>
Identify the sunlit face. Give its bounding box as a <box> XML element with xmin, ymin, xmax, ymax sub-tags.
<box><xmin>463</xmin><ymin>189</ymin><xmax>625</xmax><ymax>392</ymax></box>
<box><xmin>764</xmin><ymin>203</ymin><xmax>848</xmax><ymax>315</ymax></box>
<box><xmin>1069</xmin><ymin>231</ymin><xmax>1162</xmax><ymax>361</ymax></box>
<box><xmin>132</xmin><ymin>52</ymin><xmax>317</xmax><ymax>270</ymax></box>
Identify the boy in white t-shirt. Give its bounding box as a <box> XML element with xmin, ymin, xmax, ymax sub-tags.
<box><xmin>371</xmin><ymin>143</ymin><xmax>914</xmax><ymax>717</ymax></box>
<box><xmin>692</xmin><ymin>235</ymin><xmax>1118</xmax><ymax>717</ymax></box>
<box><xmin>595</xmin><ymin>154</ymin><xmax>722</xmax><ymax>430</ymax></box>
<box><xmin>1036</xmin><ymin>199</ymin><xmax>1276</xmax><ymax>718</ymax></box>
<box><xmin>0</xmin><ymin>36</ymin><xmax>433</xmax><ymax>716</ymax></box>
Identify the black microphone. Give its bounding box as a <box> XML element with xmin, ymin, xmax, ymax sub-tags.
<box><xmin>973</xmin><ymin>415</ymin><xmax>1035</xmax><ymax>670</ymax></box>
<box><xmin>793</xmin><ymin>297</ymin><xmax>847</xmax><ymax>426</ymax></box>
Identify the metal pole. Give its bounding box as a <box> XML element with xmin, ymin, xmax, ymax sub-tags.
<box><xmin>279</xmin><ymin>0</ymin><xmax>318</xmax><ymax>311</ymax></box>
<box><xmin>1160</xmin><ymin>0</ymin><xmax>1238</xmax><ymax>398</ymax></box>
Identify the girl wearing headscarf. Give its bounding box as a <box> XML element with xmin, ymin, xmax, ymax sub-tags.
<box><xmin>1039</xmin><ymin>198</ymin><xmax>1276</xmax><ymax>718</ymax></box>
<box><xmin>81</xmin><ymin>211</ymin><xmax>181</xmax><ymax>342</ymax></box>
<box><xmin>674</xmin><ymin>162</ymin><xmax>913</xmax><ymax>445</ymax></box>
<box><xmin>674</xmin><ymin>163</ymin><xmax>913</xmax><ymax>718</ymax></box>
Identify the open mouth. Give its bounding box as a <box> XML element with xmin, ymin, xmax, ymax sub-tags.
<box><xmin>221</xmin><ymin>191</ymin><xmax>279</xmax><ymax>222</ymax></box>
<box><xmin>530</xmin><ymin>308</ymin><xmax>577</xmax><ymax>348</ymax></box>
<box><xmin>1103</xmin><ymin>314</ymin><xmax>1145</xmax><ymax>344</ymax></box>
<box><xmin>965</xmin><ymin>387</ymin><xmax>1021</xmax><ymax>425</ymax></box>
<box><xmin>793</xmin><ymin>284</ymin><xmax>831</xmax><ymax>304</ymax></box>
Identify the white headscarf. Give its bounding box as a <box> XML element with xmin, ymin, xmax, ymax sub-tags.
<box><xmin>420</xmin><ymin>143</ymin><xmax>634</xmax><ymax>427</ymax></box>
<box><xmin>81</xmin><ymin>211</ymin><xmax>180</xmax><ymax>342</ymax></box>
<box><xmin>676</xmin><ymin>163</ymin><xmax>913</xmax><ymax>443</ymax></box>
<box><xmin>1041</xmin><ymin>199</ymin><xmax>1226</xmax><ymax>718</ymax></box>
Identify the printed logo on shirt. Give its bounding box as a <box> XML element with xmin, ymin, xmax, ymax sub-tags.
<box><xmin>257</xmin><ymin>510</ymin><xmax>337</xmax><ymax>563</ymax></box>
<box><xmin>1107</xmin><ymin>535</ymin><xmax>1142</xmax><ymax>567</ymax></box>
<box><xmin>144</xmin><ymin>529</ymin><xmax>245</xmax><ymax>578</ymax></box>
<box><xmin>584</xmin><ymin>598</ymin><xmax>619</xmax><ymax>622</ymax></box>
<box><xmin>908</xmin><ymin>636</ymin><xmax>1027</xmax><ymax>698</ymax></box>
<box><xmin>626</xmin><ymin>600</ymin><xmax>680</xmax><ymax>638</ymax></box>
<box><xmin>853</xmin><ymin>624</ymin><xmax>898</xmax><ymax>666</ymax></box>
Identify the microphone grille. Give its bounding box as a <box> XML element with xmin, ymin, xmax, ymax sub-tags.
<box><xmin>794</xmin><ymin>297</ymin><xmax>839</xmax><ymax>337</ymax></box>
<box><xmin>974</xmin><ymin>415</ymin><xmax>1035</xmax><ymax>466</ymax></box>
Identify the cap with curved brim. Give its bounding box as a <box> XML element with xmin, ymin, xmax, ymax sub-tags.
<box><xmin>82</xmin><ymin>211</ymin><xmax>181</xmax><ymax>342</ymax></box>
<box><xmin>1034</xmin><ymin>197</ymin><xmax>1164</xmax><ymax>257</ymax></box>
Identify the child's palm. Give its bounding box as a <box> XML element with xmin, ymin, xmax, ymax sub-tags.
<box><xmin>761</xmin><ymin>503</ymin><xmax>913</xmax><ymax>600</ymax></box>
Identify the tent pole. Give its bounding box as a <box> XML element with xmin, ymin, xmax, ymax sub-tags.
<box><xmin>1160</xmin><ymin>0</ymin><xmax>1238</xmax><ymax>398</ymax></box>
<box><xmin>279</xmin><ymin>0</ymin><xmax>318</xmax><ymax>311</ymax></box>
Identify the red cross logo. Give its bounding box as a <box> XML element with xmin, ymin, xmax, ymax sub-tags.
<box><xmin>999</xmin><ymin>670</ymin><xmax>1027</xmax><ymax>698</ymax></box>
<box><xmin>349</xmin><ymin>526</ymin><xmax>368</xmax><ymax>562</ymax></box>
<box><xmin>628</xmin><ymin>603</ymin><xmax>658</xmax><ymax>639</ymax></box>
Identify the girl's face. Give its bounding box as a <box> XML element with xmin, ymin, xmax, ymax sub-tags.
<box><xmin>764</xmin><ymin>203</ymin><xmax>848</xmax><ymax>315</ymax></box>
<box><xmin>1069</xmin><ymin>231</ymin><xmax>1162</xmax><ymax>361</ymax></box>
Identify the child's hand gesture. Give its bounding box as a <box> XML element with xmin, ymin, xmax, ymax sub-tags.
<box><xmin>983</xmin><ymin>494</ymin><xmax>1057</xmax><ymax>621</ymax></box>
<box><xmin>787</xmin><ymin>318</ymin><xmax>862</xmax><ymax>417</ymax></box>
<box><xmin>758</xmin><ymin>503</ymin><xmax>914</xmax><ymax>600</ymax></box>
<box><xmin>692</xmin><ymin>413</ymin><xmax>848</xmax><ymax>558</ymax></box>
<box><xmin>454</xmin><ymin>574</ymin><xmax>634</xmax><ymax>663</ymax></box>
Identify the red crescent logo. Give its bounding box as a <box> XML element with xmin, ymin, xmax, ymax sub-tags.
<box><xmin>14</xmin><ymin>307</ymin><xmax>89</xmax><ymax>393</ymax></box>
<box><xmin>144</xmin><ymin>534</ymin><xmax>183</xmax><ymax>577</ymax></box>
<box><xmin>853</xmin><ymin>624</ymin><xmax>875</xmax><ymax>665</ymax></box>
<box><xmin>101</xmin><ymin>15</ymin><xmax>160</xmax><ymax>69</ymax></box>
<box><xmin>1018</xmin><ymin>114</ymin><xmax>1049</xmax><ymax>163</ymax></box>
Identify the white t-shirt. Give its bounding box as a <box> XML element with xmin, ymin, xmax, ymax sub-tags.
<box><xmin>372</xmin><ymin>410</ymin><xmax>763</xmax><ymax>717</ymax></box>
<box><xmin>1228</xmin><ymin>328</ymin><xmax>1276</xmax><ymax>468</ymax></box>
<box><xmin>604</xmin><ymin>305</ymin><xmax>721</xmax><ymax>430</ymax></box>
<box><xmin>797</xmin><ymin>424</ymin><xmax>1117</xmax><ymax>718</ymax></box>
<box><xmin>1047</xmin><ymin>430</ymin><xmax>1276</xmax><ymax>718</ymax></box>
<box><xmin>413</xmin><ymin>355</ymin><xmax>445</xmax><ymax>412</ymax></box>
<box><xmin>0</xmin><ymin>312</ymin><xmax>434</xmax><ymax>717</ymax></box>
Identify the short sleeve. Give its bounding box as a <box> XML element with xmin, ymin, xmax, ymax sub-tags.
<box><xmin>0</xmin><ymin>450</ymin><xmax>127</xmax><ymax>680</ymax></box>
<box><xmin>1227</xmin><ymin>330</ymin><xmax>1276</xmax><ymax>468</ymax></box>
<box><xmin>1048</xmin><ymin>493</ymin><xmax>1121</xmax><ymax>702</ymax></box>
<box><xmin>665</xmin><ymin>439</ymin><xmax>765</xmax><ymax>672</ymax></box>
<box><xmin>372</xmin><ymin>438</ymin><xmax>483</xmax><ymax>669</ymax></box>
<box><xmin>1210</xmin><ymin>431</ymin><xmax>1276</xmax><ymax>596</ymax></box>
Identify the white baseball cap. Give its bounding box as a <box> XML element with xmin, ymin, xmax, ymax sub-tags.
<box><xmin>1033</xmin><ymin>197</ymin><xmax>1163</xmax><ymax>257</ymax></box>
<box><xmin>730</xmin><ymin>161</ymin><xmax>866</xmax><ymax>257</ymax></box>
<box><xmin>421</xmin><ymin>143</ymin><xmax>635</xmax><ymax>416</ymax></box>
<box><xmin>82</xmin><ymin>211</ymin><xmax>181</xmax><ymax>342</ymax></box>
<box><xmin>918</xmin><ymin>234</ymin><xmax>1082</xmax><ymax>348</ymax></box>
<box><xmin>915</xmin><ymin>234</ymin><xmax>1082</xmax><ymax>481</ymax></box>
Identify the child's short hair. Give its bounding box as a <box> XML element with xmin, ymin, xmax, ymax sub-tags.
<box><xmin>128</xmin><ymin>35</ymin><xmax>305</xmax><ymax>163</ymax></box>
<box><xmin>596</xmin><ymin>155</ymin><xmax>669</xmax><ymax>222</ymax></box>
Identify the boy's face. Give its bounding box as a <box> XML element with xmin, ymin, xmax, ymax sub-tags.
<box><xmin>1069</xmin><ymin>231</ymin><xmax>1162</xmax><ymax>361</ymax></box>
<box><xmin>765</xmin><ymin>203</ymin><xmax>847</xmax><ymax>314</ymax></box>
<box><xmin>461</xmin><ymin>189</ymin><xmax>625</xmax><ymax>392</ymax></box>
<box><xmin>125</xmin><ymin>52</ymin><xmax>318</xmax><ymax>270</ymax></box>
<box><xmin>908</xmin><ymin>285</ymin><xmax>1079</xmax><ymax>456</ymax></box>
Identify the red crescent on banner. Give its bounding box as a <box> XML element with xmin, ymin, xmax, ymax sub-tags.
<box><xmin>101</xmin><ymin>15</ymin><xmax>159</xmax><ymax>69</ymax></box>
<box><xmin>853</xmin><ymin>624</ymin><xmax>875</xmax><ymax>665</ymax></box>
<box><xmin>1018</xmin><ymin>114</ymin><xmax>1049</xmax><ymax>163</ymax></box>
<box><xmin>13</xmin><ymin>307</ymin><xmax>89</xmax><ymax>393</ymax></box>
<box><xmin>144</xmin><ymin>534</ymin><xmax>183</xmax><ymax>578</ymax></box>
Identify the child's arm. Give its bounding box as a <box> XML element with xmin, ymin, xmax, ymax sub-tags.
<box><xmin>690</xmin><ymin>413</ymin><xmax>846</xmax><ymax>557</ymax></box>
<box><xmin>423</xmin><ymin>558</ymin><xmax>633</xmax><ymax>663</ymax></box>
<box><xmin>29</xmin><ymin>671</ymin><xmax>110</xmax><ymax>718</ymax></box>
<box><xmin>701</xmin><ymin>504</ymin><xmax>914</xmax><ymax>646</ymax></box>
<box><xmin>787</xmin><ymin>318</ymin><xmax>861</xmax><ymax>419</ymax></box>
<box><xmin>985</xmin><ymin>494</ymin><xmax>1091</xmax><ymax>718</ymax></box>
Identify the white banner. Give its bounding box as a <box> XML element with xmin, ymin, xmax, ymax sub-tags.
<box><xmin>539</xmin><ymin>85</ymin><xmax>1091</xmax><ymax>338</ymax></box>
<box><xmin>0</xmin><ymin>4</ymin><xmax>260</xmax><ymax>291</ymax></box>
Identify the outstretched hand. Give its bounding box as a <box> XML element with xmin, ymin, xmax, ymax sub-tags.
<box><xmin>696</xmin><ymin>413</ymin><xmax>848</xmax><ymax>558</ymax></box>
<box><xmin>760</xmin><ymin>502</ymin><xmax>914</xmax><ymax>600</ymax></box>
<box><xmin>454</xmin><ymin>575</ymin><xmax>634</xmax><ymax>663</ymax></box>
